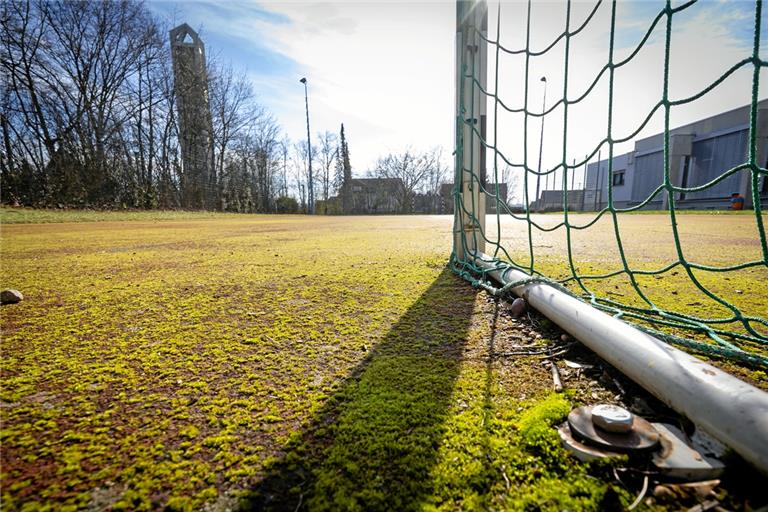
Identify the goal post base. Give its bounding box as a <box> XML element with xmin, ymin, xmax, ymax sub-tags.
<box><xmin>469</xmin><ymin>251</ymin><xmax>768</xmax><ymax>475</ymax></box>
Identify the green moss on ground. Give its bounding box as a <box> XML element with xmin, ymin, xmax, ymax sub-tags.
<box><xmin>0</xmin><ymin>207</ymin><xmax>249</xmax><ymax>224</ymax></box>
<box><xmin>2</xmin><ymin>215</ymin><xmax>634</xmax><ymax>511</ymax></box>
<box><xmin>2</xmin><ymin>212</ymin><xmax>765</xmax><ymax>510</ymax></box>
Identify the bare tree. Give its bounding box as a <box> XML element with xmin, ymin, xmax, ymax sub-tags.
<box><xmin>218</xmin><ymin>107</ymin><xmax>279</xmax><ymax>212</ymax></box>
<box><xmin>3</xmin><ymin>0</ymin><xmax>163</xmax><ymax>205</ymax></box>
<box><xmin>291</xmin><ymin>141</ymin><xmax>310</xmax><ymax>212</ymax></box>
<box><xmin>316</xmin><ymin>130</ymin><xmax>337</xmax><ymax>214</ymax></box>
<box><xmin>277</xmin><ymin>135</ymin><xmax>290</xmax><ymax>198</ymax></box>
<box><xmin>424</xmin><ymin>147</ymin><xmax>448</xmax><ymax>212</ymax></box>
<box><xmin>499</xmin><ymin>164</ymin><xmax>521</xmax><ymax>204</ymax></box>
<box><xmin>1</xmin><ymin>0</ymin><xmax>284</xmax><ymax>211</ymax></box>
<box><xmin>373</xmin><ymin>147</ymin><xmax>442</xmax><ymax>213</ymax></box>
<box><xmin>250</xmin><ymin>111</ymin><xmax>280</xmax><ymax>212</ymax></box>
<box><xmin>209</xmin><ymin>60</ymin><xmax>259</xmax><ymax>208</ymax></box>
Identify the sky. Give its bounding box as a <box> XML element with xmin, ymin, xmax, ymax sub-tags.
<box><xmin>148</xmin><ymin>0</ymin><xmax>767</xmax><ymax>202</ymax></box>
<box><xmin>149</xmin><ymin>0</ymin><xmax>455</xmax><ymax>176</ymax></box>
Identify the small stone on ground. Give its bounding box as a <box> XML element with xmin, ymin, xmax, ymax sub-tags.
<box><xmin>506</xmin><ymin>297</ymin><xmax>526</xmax><ymax>317</ymax></box>
<box><xmin>1</xmin><ymin>289</ymin><xmax>23</xmax><ymax>304</ymax></box>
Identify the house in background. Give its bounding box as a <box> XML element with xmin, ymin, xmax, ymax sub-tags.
<box><xmin>349</xmin><ymin>178</ymin><xmax>402</xmax><ymax>214</ymax></box>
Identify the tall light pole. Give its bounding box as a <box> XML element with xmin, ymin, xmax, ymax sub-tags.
<box><xmin>534</xmin><ymin>76</ymin><xmax>547</xmax><ymax>212</ymax></box>
<box><xmin>300</xmin><ymin>77</ymin><xmax>314</xmax><ymax>214</ymax></box>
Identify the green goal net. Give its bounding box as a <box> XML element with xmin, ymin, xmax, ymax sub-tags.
<box><xmin>451</xmin><ymin>0</ymin><xmax>768</xmax><ymax>368</ymax></box>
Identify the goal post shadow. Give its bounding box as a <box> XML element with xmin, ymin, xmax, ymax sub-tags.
<box><xmin>241</xmin><ymin>268</ymin><xmax>478</xmax><ymax>511</ymax></box>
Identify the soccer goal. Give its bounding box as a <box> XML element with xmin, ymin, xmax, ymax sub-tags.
<box><xmin>451</xmin><ymin>0</ymin><xmax>768</xmax><ymax>471</ymax></box>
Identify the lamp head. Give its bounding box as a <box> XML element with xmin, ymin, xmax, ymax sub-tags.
<box><xmin>300</xmin><ymin>77</ymin><xmax>307</xmax><ymax>84</ymax></box>
<box><xmin>540</xmin><ymin>76</ymin><xmax>547</xmax><ymax>82</ymax></box>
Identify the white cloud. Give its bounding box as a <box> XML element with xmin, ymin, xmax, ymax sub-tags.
<box><xmin>247</xmin><ymin>1</ymin><xmax>455</xmax><ymax>174</ymax></box>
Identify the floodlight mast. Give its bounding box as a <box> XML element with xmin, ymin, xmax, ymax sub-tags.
<box><xmin>300</xmin><ymin>77</ymin><xmax>314</xmax><ymax>214</ymax></box>
<box><xmin>534</xmin><ymin>76</ymin><xmax>547</xmax><ymax>211</ymax></box>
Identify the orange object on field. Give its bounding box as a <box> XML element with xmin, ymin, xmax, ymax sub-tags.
<box><xmin>730</xmin><ymin>193</ymin><xmax>744</xmax><ymax>210</ymax></box>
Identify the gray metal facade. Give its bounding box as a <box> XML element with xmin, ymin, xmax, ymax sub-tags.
<box><xmin>687</xmin><ymin>129</ymin><xmax>747</xmax><ymax>201</ymax></box>
<box><xmin>573</xmin><ymin>100</ymin><xmax>768</xmax><ymax>211</ymax></box>
<box><xmin>632</xmin><ymin>151</ymin><xmax>664</xmax><ymax>208</ymax></box>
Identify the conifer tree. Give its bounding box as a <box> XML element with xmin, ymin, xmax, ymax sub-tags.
<box><xmin>339</xmin><ymin>124</ymin><xmax>353</xmax><ymax>213</ymax></box>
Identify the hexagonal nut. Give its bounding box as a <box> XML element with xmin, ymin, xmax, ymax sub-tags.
<box><xmin>591</xmin><ymin>404</ymin><xmax>634</xmax><ymax>433</ymax></box>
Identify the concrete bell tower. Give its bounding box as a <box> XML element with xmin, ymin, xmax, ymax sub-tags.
<box><xmin>170</xmin><ymin>24</ymin><xmax>214</xmax><ymax>209</ymax></box>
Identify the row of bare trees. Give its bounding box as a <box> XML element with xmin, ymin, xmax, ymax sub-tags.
<box><xmin>289</xmin><ymin>124</ymin><xmax>354</xmax><ymax>214</ymax></box>
<box><xmin>1</xmin><ymin>0</ymin><xmax>458</xmax><ymax>214</ymax></box>
<box><xmin>368</xmin><ymin>147</ymin><xmax>448</xmax><ymax>213</ymax></box>
<box><xmin>0</xmin><ymin>0</ymin><xmax>295</xmax><ymax>211</ymax></box>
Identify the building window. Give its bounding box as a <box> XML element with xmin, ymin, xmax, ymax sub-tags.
<box><xmin>612</xmin><ymin>170</ymin><xmax>625</xmax><ymax>187</ymax></box>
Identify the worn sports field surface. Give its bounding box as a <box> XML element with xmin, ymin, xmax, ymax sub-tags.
<box><xmin>1</xmin><ymin>212</ymin><xmax>766</xmax><ymax>511</ymax></box>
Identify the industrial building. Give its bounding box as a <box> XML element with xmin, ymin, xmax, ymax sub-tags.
<box><xmin>539</xmin><ymin>100</ymin><xmax>768</xmax><ymax>211</ymax></box>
